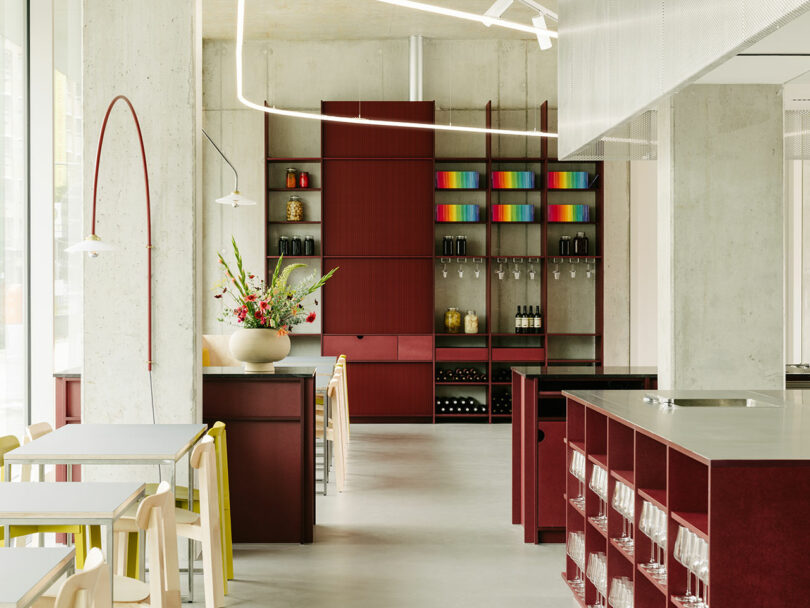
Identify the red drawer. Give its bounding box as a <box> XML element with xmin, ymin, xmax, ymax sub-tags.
<box><xmin>492</xmin><ymin>348</ymin><xmax>545</xmax><ymax>362</ymax></box>
<box><xmin>398</xmin><ymin>336</ymin><xmax>433</xmax><ymax>361</ymax></box>
<box><xmin>435</xmin><ymin>347</ymin><xmax>489</xmax><ymax>362</ymax></box>
<box><xmin>323</xmin><ymin>335</ymin><xmax>397</xmax><ymax>361</ymax></box>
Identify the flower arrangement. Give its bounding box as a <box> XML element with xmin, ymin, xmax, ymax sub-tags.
<box><xmin>215</xmin><ymin>237</ymin><xmax>337</xmax><ymax>334</ymax></box>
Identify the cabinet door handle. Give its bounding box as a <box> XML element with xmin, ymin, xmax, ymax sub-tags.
<box><xmin>538</xmin><ymin>429</ymin><xmax>546</xmax><ymax>443</ymax></box>
<box><xmin>356</xmin><ymin>335</ymin><xmax>364</xmax><ymax>340</ymax></box>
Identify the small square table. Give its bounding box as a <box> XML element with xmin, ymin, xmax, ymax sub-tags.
<box><xmin>0</xmin><ymin>483</ymin><xmax>143</xmax><ymax>606</ymax></box>
<box><xmin>0</xmin><ymin>547</ymin><xmax>75</xmax><ymax>608</ymax></box>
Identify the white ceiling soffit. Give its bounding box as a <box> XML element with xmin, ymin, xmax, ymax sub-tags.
<box><xmin>203</xmin><ymin>0</ymin><xmax>554</xmax><ymax>40</ymax></box>
<box><xmin>698</xmin><ymin>10</ymin><xmax>810</xmax><ymax>84</ymax></box>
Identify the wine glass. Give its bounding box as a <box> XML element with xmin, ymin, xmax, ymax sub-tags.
<box><xmin>674</xmin><ymin>527</ymin><xmax>697</xmax><ymax>604</ymax></box>
<box><xmin>652</xmin><ymin>508</ymin><xmax>667</xmax><ymax>580</ymax></box>
<box><xmin>696</xmin><ymin>539</ymin><xmax>709</xmax><ymax>607</ymax></box>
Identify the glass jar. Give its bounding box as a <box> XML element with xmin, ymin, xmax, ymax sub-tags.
<box><xmin>304</xmin><ymin>235</ymin><xmax>315</xmax><ymax>256</ymax></box>
<box><xmin>298</xmin><ymin>171</ymin><xmax>309</xmax><ymax>188</ymax></box>
<box><xmin>278</xmin><ymin>236</ymin><xmax>290</xmax><ymax>256</ymax></box>
<box><xmin>291</xmin><ymin>236</ymin><xmax>303</xmax><ymax>256</ymax></box>
<box><xmin>455</xmin><ymin>235</ymin><xmax>467</xmax><ymax>256</ymax></box>
<box><xmin>444</xmin><ymin>307</ymin><xmax>462</xmax><ymax>333</ymax></box>
<box><xmin>573</xmin><ymin>232</ymin><xmax>589</xmax><ymax>256</ymax></box>
<box><xmin>464</xmin><ymin>310</ymin><xmax>479</xmax><ymax>334</ymax></box>
<box><xmin>286</xmin><ymin>195</ymin><xmax>304</xmax><ymax>222</ymax></box>
<box><xmin>559</xmin><ymin>235</ymin><xmax>571</xmax><ymax>256</ymax></box>
<box><xmin>442</xmin><ymin>235</ymin><xmax>454</xmax><ymax>256</ymax></box>
<box><xmin>285</xmin><ymin>168</ymin><xmax>298</xmax><ymax>189</ymax></box>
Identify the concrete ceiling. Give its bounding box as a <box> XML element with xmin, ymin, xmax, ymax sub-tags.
<box><xmin>698</xmin><ymin>10</ymin><xmax>810</xmax><ymax>84</ymax></box>
<box><xmin>203</xmin><ymin>0</ymin><xmax>556</xmax><ymax>40</ymax></box>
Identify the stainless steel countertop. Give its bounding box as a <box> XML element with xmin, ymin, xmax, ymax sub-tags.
<box><xmin>562</xmin><ymin>389</ymin><xmax>810</xmax><ymax>463</ymax></box>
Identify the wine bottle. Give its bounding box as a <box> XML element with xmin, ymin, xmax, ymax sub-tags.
<box><xmin>534</xmin><ymin>307</ymin><xmax>542</xmax><ymax>333</ymax></box>
<box><xmin>521</xmin><ymin>306</ymin><xmax>530</xmax><ymax>332</ymax></box>
<box><xmin>515</xmin><ymin>305</ymin><xmax>522</xmax><ymax>334</ymax></box>
<box><xmin>528</xmin><ymin>306</ymin><xmax>535</xmax><ymax>334</ymax></box>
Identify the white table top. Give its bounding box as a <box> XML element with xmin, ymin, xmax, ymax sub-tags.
<box><xmin>0</xmin><ymin>482</ymin><xmax>144</xmax><ymax>521</ymax></box>
<box><xmin>277</xmin><ymin>357</ymin><xmax>337</xmax><ymax>389</ymax></box>
<box><xmin>3</xmin><ymin>424</ymin><xmax>207</xmax><ymax>464</ymax></box>
<box><xmin>563</xmin><ymin>389</ymin><xmax>810</xmax><ymax>462</ymax></box>
<box><xmin>0</xmin><ymin>547</ymin><xmax>75</xmax><ymax>608</ymax></box>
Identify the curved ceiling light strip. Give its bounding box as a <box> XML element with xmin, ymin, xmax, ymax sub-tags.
<box><xmin>235</xmin><ymin>0</ymin><xmax>557</xmax><ymax>139</ymax></box>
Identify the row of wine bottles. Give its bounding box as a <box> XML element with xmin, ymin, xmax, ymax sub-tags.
<box><xmin>492</xmin><ymin>368</ymin><xmax>512</xmax><ymax>383</ymax></box>
<box><xmin>515</xmin><ymin>305</ymin><xmax>542</xmax><ymax>334</ymax></box>
<box><xmin>435</xmin><ymin>367</ymin><xmax>487</xmax><ymax>383</ymax></box>
<box><xmin>435</xmin><ymin>397</ymin><xmax>487</xmax><ymax>415</ymax></box>
<box><xmin>491</xmin><ymin>391</ymin><xmax>512</xmax><ymax>415</ymax></box>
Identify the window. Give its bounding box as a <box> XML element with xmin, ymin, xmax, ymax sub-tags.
<box><xmin>53</xmin><ymin>0</ymin><xmax>82</xmax><ymax>372</ymax></box>
<box><xmin>0</xmin><ymin>0</ymin><xmax>28</xmax><ymax>437</ymax></box>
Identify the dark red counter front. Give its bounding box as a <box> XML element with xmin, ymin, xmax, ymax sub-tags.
<box><xmin>511</xmin><ymin>366</ymin><xmax>656</xmax><ymax>543</ymax></box>
<box><xmin>203</xmin><ymin>367</ymin><xmax>316</xmax><ymax>543</ymax></box>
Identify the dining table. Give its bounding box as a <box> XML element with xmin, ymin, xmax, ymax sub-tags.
<box><xmin>0</xmin><ymin>547</ymin><xmax>75</xmax><ymax>608</ymax></box>
<box><xmin>2</xmin><ymin>423</ymin><xmax>206</xmax><ymax>602</ymax></box>
<box><xmin>0</xmin><ymin>483</ymin><xmax>143</xmax><ymax>605</ymax></box>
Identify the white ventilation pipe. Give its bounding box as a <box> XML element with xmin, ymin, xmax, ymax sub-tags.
<box><xmin>409</xmin><ymin>35</ymin><xmax>424</xmax><ymax>101</ymax></box>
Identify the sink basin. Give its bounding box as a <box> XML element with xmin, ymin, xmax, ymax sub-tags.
<box><xmin>643</xmin><ymin>395</ymin><xmax>782</xmax><ymax>408</ymax></box>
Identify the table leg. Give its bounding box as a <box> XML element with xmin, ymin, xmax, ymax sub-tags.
<box><xmin>65</xmin><ymin>466</ymin><xmax>73</xmax><ymax>548</ymax></box>
<box><xmin>3</xmin><ymin>464</ymin><xmax>10</xmax><ymax>547</ymax></box>
<box><xmin>107</xmin><ymin>523</ymin><xmax>115</xmax><ymax>606</ymax></box>
<box><xmin>187</xmin><ymin>454</ymin><xmax>195</xmax><ymax>602</ymax></box>
<box><xmin>139</xmin><ymin>527</ymin><xmax>146</xmax><ymax>581</ymax></box>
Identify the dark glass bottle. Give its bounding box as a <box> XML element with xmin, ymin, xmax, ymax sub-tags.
<box><xmin>521</xmin><ymin>306</ymin><xmax>530</xmax><ymax>333</ymax></box>
<box><xmin>442</xmin><ymin>236</ymin><xmax>454</xmax><ymax>256</ymax></box>
<box><xmin>528</xmin><ymin>306</ymin><xmax>535</xmax><ymax>334</ymax></box>
<box><xmin>559</xmin><ymin>235</ymin><xmax>571</xmax><ymax>256</ymax></box>
<box><xmin>291</xmin><ymin>236</ymin><xmax>303</xmax><ymax>256</ymax></box>
<box><xmin>515</xmin><ymin>305</ymin><xmax>522</xmax><ymax>334</ymax></box>
<box><xmin>534</xmin><ymin>307</ymin><xmax>542</xmax><ymax>333</ymax></box>
<box><xmin>573</xmin><ymin>232</ymin><xmax>589</xmax><ymax>256</ymax></box>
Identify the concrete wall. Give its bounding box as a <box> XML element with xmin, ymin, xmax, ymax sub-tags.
<box><xmin>629</xmin><ymin>161</ymin><xmax>657</xmax><ymax>366</ymax></box>
<box><xmin>203</xmin><ymin>38</ymin><xmax>650</xmax><ymax>365</ymax></box>
<box><xmin>82</xmin><ymin>0</ymin><xmax>202</xmax><ymax>434</ymax></box>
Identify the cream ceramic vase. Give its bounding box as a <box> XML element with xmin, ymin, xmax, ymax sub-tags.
<box><xmin>229</xmin><ymin>328</ymin><xmax>291</xmax><ymax>372</ymax></box>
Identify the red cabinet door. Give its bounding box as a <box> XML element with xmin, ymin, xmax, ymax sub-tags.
<box><xmin>397</xmin><ymin>336</ymin><xmax>433</xmax><ymax>361</ymax></box>
<box><xmin>346</xmin><ymin>362</ymin><xmax>432</xmax><ymax>420</ymax></box>
<box><xmin>322</xmin><ymin>335</ymin><xmax>398</xmax><ymax>361</ymax></box>
<box><xmin>537</xmin><ymin>421</ymin><xmax>566</xmax><ymax>528</ymax></box>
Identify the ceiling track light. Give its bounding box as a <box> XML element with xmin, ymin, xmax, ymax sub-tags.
<box><xmin>235</xmin><ymin>0</ymin><xmax>556</xmax><ymax>139</ymax></box>
<box><xmin>376</xmin><ymin>0</ymin><xmax>558</xmax><ymax>37</ymax></box>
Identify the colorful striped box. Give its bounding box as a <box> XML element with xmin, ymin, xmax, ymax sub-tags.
<box><xmin>492</xmin><ymin>204</ymin><xmax>535</xmax><ymax>223</ymax></box>
<box><xmin>436</xmin><ymin>204</ymin><xmax>480</xmax><ymax>223</ymax></box>
<box><xmin>547</xmin><ymin>171</ymin><xmax>590</xmax><ymax>189</ymax></box>
<box><xmin>547</xmin><ymin>204</ymin><xmax>590</xmax><ymax>222</ymax></box>
<box><xmin>491</xmin><ymin>171</ymin><xmax>535</xmax><ymax>189</ymax></box>
<box><xmin>436</xmin><ymin>171</ymin><xmax>480</xmax><ymax>189</ymax></box>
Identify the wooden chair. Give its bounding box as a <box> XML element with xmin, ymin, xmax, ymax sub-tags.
<box><xmin>337</xmin><ymin>355</ymin><xmax>350</xmax><ymax>442</ymax></box>
<box><xmin>113</xmin><ymin>482</ymin><xmax>181</xmax><ymax>608</ymax></box>
<box><xmin>139</xmin><ymin>423</ymin><xmax>233</xmax><ymax>584</ymax></box>
<box><xmin>326</xmin><ymin>371</ymin><xmax>347</xmax><ymax>492</ymax></box>
<box><xmin>33</xmin><ymin>547</ymin><xmax>111</xmax><ymax>608</ymax></box>
<box><xmin>0</xmin><ymin>430</ymin><xmax>91</xmax><ymax>568</ymax></box>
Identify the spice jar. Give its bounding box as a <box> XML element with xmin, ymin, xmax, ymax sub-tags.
<box><xmin>464</xmin><ymin>310</ymin><xmax>479</xmax><ymax>334</ymax></box>
<box><xmin>278</xmin><ymin>236</ymin><xmax>290</xmax><ymax>256</ymax></box>
<box><xmin>299</xmin><ymin>171</ymin><xmax>310</xmax><ymax>188</ymax></box>
<box><xmin>291</xmin><ymin>236</ymin><xmax>303</xmax><ymax>256</ymax></box>
<box><xmin>304</xmin><ymin>236</ymin><xmax>315</xmax><ymax>256</ymax></box>
<box><xmin>442</xmin><ymin>236</ymin><xmax>454</xmax><ymax>256</ymax></box>
<box><xmin>455</xmin><ymin>235</ymin><xmax>467</xmax><ymax>256</ymax></box>
<box><xmin>285</xmin><ymin>168</ymin><xmax>298</xmax><ymax>189</ymax></box>
<box><xmin>444</xmin><ymin>307</ymin><xmax>462</xmax><ymax>333</ymax></box>
<box><xmin>286</xmin><ymin>195</ymin><xmax>304</xmax><ymax>222</ymax></box>
<box><xmin>559</xmin><ymin>235</ymin><xmax>571</xmax><ymax>256</ymax></box>
<box><xmin>573</xmin><ymin>232</ymin><xmax>589</xmax><ymax>256</ymax></box>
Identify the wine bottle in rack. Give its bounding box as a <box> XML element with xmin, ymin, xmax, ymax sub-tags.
<box><xmin>521</xmin><ymin>306</ymin><xmax>530</xmax><ymax>333</ymax></box>
<box><xmin>515</xmin><ymin>306</ymin><xmax>522</xmax><ymax>334</ymax></box>
<box><xmin>534</xmin><ymin>307</ymin><xmax>542</xmax><ymax>333</ymax></box>
<box><xmin>528</xmin><ymin>306</ymin><xmax>535</xmax><ymax>333</ymax></box>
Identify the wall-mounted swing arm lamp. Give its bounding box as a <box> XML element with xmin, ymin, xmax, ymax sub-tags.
<box><xmin>65</xmin><ymin>94</ymin><xmax>158</xmax><ymax>425</ymax></box>
<box><xmin>202</xmin><ymin>129</ymin><xmax>256</xmax><ymax>207</ymax></box>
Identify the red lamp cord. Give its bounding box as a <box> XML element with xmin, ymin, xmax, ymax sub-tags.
<box><xmin>90</xmin><ymin>95</ymin><xmax>153</xmax><ymax>372</ymax></box>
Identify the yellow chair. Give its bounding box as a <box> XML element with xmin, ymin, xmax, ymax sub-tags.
<box><xmin>0</xmin><ymin>433</ymin><xmax>91</xmax><ymax>568</ymax></box>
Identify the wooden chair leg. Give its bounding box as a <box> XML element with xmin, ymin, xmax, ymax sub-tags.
<box><xmin>126</xmin><ymin>531</ymin><xmax>140</xmax><ymax>579</ymax></box>
<box><xmin>74</xmin><ymin>529</ymin><xmax>87</xmax><ymax>570</ymax></box>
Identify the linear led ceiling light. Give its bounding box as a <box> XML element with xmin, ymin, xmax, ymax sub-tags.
<box><xmin>377</xmin><ymin>0</ymin><xmax>557</xmax><ymax>37</ymax></box>
<box><xmin>483</xmin><ymin>0</ymin><xmax>557</xmax><ymax>49</ymax></box>
<box><xmin>235</xmin><ymin>0</ymin><xmax>556</xmax><ymax>139</ymax></box>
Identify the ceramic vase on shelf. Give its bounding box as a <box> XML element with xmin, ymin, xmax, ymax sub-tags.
<box><xmin>229</xmin><ymin>328</ymin><xmax>291</xmax><ymax>373</ymax></box>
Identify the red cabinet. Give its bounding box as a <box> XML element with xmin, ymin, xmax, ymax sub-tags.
<box><xmin>397</xmin><ymin>336</ymin><xmax>433</xmax><ymax>361</ymax></box>
<box><xmin>344</xmin><ymin>363</ymin><xmax>433</xmax><ymax>420</ymax></box>
<box><xmin>322</xmin><ymin>335</ymin><xmax>397</xmax><ymax>361</ymax></box>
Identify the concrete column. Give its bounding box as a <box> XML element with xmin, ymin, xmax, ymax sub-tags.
<box><xmin>82</xmin><ymin>0</ymin><xmax>203</xmax><ymax>426</ymax></box>
<box><xmin>657</xmin><ymin>85</ymin><xmax>784</xmax><ymax>389</ymax></box>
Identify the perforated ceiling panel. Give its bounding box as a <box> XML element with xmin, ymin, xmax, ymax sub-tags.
<box><xmin>558</xmin><ymin>0</ymin><xmax>810</xmax><ymax>160</ymax></box>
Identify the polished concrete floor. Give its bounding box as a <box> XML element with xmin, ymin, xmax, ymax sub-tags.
<box><xmin>213</xmin><ymin>424</ymin><xmax>572</xmax><ymax>607</ymax></box>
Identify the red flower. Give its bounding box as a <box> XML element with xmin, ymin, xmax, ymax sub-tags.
<box><xmin>254</xmin><ymin>310</ymin><xmax>263</xmax><ymax>319</ymax></box>
<box><xmin>306</xmin><ymin>312</ymin><xmax>317</xmax><ymax>323</ymax></box>
<box><xmin>245</xmin><ymin>294</ymin><xmax>257</xmax><ymax>302</ymax></box>
<box><xmin>259</xmin><ymin>300</ymin><xmax>269</xmax><ymax>311</ymax></box>
<box><xmin>248</xmin><ymin>274</ymin><xmax>255</xmax><ymax>279</ymax></box>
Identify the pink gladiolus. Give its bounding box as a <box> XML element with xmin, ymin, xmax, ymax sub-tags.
<box><xmin>245</xmin><ymin>294</ymin><xmax>257</xmax><ymax>302</ymax></box>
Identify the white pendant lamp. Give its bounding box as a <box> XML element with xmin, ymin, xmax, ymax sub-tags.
<box><xmin>203</xmin><ymin>129</ymin><xmax>257</xmax><ymax>207</ymax></box>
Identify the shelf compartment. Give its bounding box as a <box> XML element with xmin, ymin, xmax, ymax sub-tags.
<box><xmin>435</xmin><ymin>347</ymin><xmax>489</xmax><ymax>362</ymax></box>
<box><xmin>267</xmin><ymin>157</ymin><xmax>322</xmax><ymax>163</ymax></box>
<box><xmin>491</xmin><ymin>348</ymin><xmax>545</xmax><ymax>362</ymax></box>
<box><xmin>266</xmin><ymin>255</ymin><xmax>320</xmax><ymax>260</ymax></box>
<box><xmin>608</xmin><ymin>537</ymin><xmax>634</xmax><ymax>563</ymax></box>
<box><xmin>587</xmin><ymin>453</ymin><xmax>607</xmax><ymax>468</ymax></box>
<box><xmin>435</xmin><ymin>157</ymin><xmax>488</xmax><ymax>163</ymax></box>
<box><xmin>268</xmin><ymin>187</ymin><xmax>322</xmax><ymax>192</ymax></box>
<box><xmin>610</xmin><ymin>469</ymin><xmax>635</xmax><ymax>488</ymax></box>
<box><xmin>561</xmin><ymin>573</ymin><xmax>587</xmax><ymax>608</ymax></box>
<box><xmin>638</xmin><ymin>487</ymin><xmax>667</xmax><ymax>511</ymax></box>
<box><xmin>587</xmin><ymin>516</ymin><xmax>607</xmax><ymax>538</ymax></box>
<box><xmin>569</xmin><ymin>440</ymin><xmax>585</xmax><ymax>455</ymax></box>
<box><xmin>435</xmin><ymin>382</ymin><xmax>488</xmax><ymax>387</ymax></box>
<box><xmin>671</xmin><ymin>511</ymin><xmax>709</xmax><ymax>540</ymax></box>
<box><xmin>568</xmin><ymin>496</ymin><xmax>586</xmax><ymax>518</ymax></box>
<box><xmin>636</xmin><ymin>564</ymin><xmax>667</xmax><ymax>596</ymax></box>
